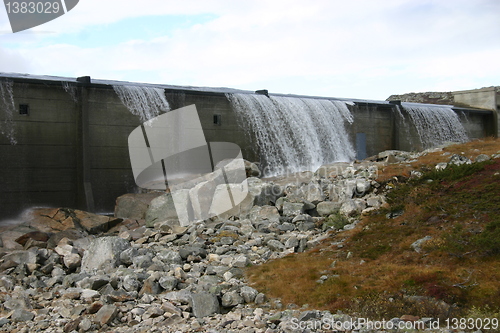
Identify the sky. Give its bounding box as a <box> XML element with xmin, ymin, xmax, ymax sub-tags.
<box><xmin>0</xmin><ymin>0</ymin><xmax>499</xmax><ymax>100</ymax></box>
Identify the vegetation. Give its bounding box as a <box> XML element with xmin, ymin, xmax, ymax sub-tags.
<box><xmin>246</xmin><ymin>138</ymin><xmax>500</xmax><ymax>323</ymax></box>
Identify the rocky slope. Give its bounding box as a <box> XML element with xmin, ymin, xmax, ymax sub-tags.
<box><xmin>0</xmin><ymin>144</ymin><xmax>498</xmax><ymax>332</ymax></box>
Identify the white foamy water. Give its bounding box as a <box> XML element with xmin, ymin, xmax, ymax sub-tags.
<box><xmin>402</xmin><ymin>103</ymin><xmax>469</xmax><ymax>149</ymax></box>
<box><xmin>0</xmin><ymin>80</ymin><xmax>17</xmax><ymax>145</ymax></box>
<box><xmin>227</xmin><ymin>93</ymin><xmax>355</xmax><ymax>177</ymax></box>
<box><xmin>113</xmin><ymin>85</ymin><xmax>170</xmax><ymax>122</ymax></box>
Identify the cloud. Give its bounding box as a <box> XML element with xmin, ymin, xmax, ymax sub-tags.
<box><xmin>1</xmin><ymin>0</ymin><xmax>499</xmax><ymax>99</ymax></box>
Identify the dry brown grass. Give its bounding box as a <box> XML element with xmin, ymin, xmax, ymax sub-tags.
<box><xmin>377</xmin><ymin>137</ymin><xmax>500</xmax><ymax>182</ymax></box>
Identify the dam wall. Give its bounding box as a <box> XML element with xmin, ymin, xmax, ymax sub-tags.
<box><xmin>0</xmin><ymin>73</ymin><xmax>496</xmax><ymax>218</ymax></box>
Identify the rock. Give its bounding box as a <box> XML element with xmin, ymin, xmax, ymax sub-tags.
<box><xmin>2</xmin><ymin>250</ymin><xmax>37</xmax><ymax>265</ymax></box>
<box><xmin>114</xmin><ymin>193</ymin><xmax>162</xmax><ymax>219</ymax></box>
<box><xmin>267</xmin><ymin>239</ymin><xmax>285</xmax><ymax>252</ymax></box>
<box><xmin>316</xmin><ymin>201</ymin><xmax>341</xmax><ymax>216</ymax></box>
<box><xmin>11</xmin><ymin>309</ymin><xmax>35</xmax><ymax>322</ymax></box>
<box><xmin>191</xmin><ymin>292</ymin><xmax>220</xmax><ymax>318</ymax></box>
<box><xmin>253</xmin><ymin>183</ymin><xmax>284</xmax><ymax>206</ymax></box>
<box><xmin>81</xmin><ymin>236</ymin><xmax>131</xmax><ymax>272</ymax></box>
<box><xmin>411</xmin><ymin>236</ymin><xmax>432</xmax><ymax>253</ymax></box>
<box><xmin>248</xmin><ymin>205</ymin><xmax>280</xmax><ymax>227</ymax></box>
<box><xmin>475</xmin><ymin>154</ymin><xmax>491</xmax><ymax>163</ymax></box>
<box><xmin>221</xmin><ymin>290</ymin><xmax>244</xmax><ymax>307</ymax></box>
<box><xmin>209</xmin><ymin>183</ymin><xmax>254</xmax><ymax>220</ymax></box>
<box><xmin>27</xmin><ymin>208</ymin><xmax>122</xmax><ymax>234</ymax></box>
<box><xmin>300</xmin><ymin>182</ymin><xmax>325</xmax><ymax>204</ymax></box>
<box><xmin>159</xmin><ymin>276</ymin><xmax>178</xmax><ymax>291</ymax></box>
<box><xmin>145</xmin><ymin>193</ymin><xmax>179</xmax><ymax>228</ymax></box>
<box><xmin>179</xmin><ymin>246</ymin><xmax>207</xmax><ymax>260</ymax></box>
<box><xmin>94</xmin><ymin>304</ymin><xmax>118</xmax><ymax>326</ymax></box>
<box><xmin>189</xmin><ymin>180</ymin><xmax>217</xmax><ymax>221</ymax></box>
<box><xmin>340</xmin><ymin>199</ymin><xmax>364</xmax><ymax>217</ymax></box>
<box><xmin>449</xmin><ymin>154</ymin><xmax>472</xmax><ymax>166</ymax></box>
<box><xmin>240</xmin><ymin>286</ymin><xmax>258</xmax><ymax>303</ymax></box>
<box><xmin>171</xmin><ymin>189</ymin><xmax>193</xmax><ymax>226</ymax></box>
<box><xmin>157</xmin><ymin>250</ymin><xmax>182</xmax><ymax>265</ymax></box>
<box><xmin>245</xmin><ymin>160</ymin><xmax>261</xmax><ymax>177</ymax></box>
<box><xmin>63</xmin><ymin>253</ymin><xmax>82</xmax><ymax>271</ymax></box>
<box><xmin>366</xmin><ymin>196</ymin><xmax>383</xmax><ymax>208</ymax></box>
<box><xmin>355</xmin><ymin>179</ymin><xmax>371</xmax><ymax>195</ymax></box>
<box><xmin>315</xmin><ymin>163</ymin><xmax>351</xmax><ymax>178</ymax></box>
<box><xmin>282</xmin><ymin>202</ymin><xmax>305</xmax><ymax>217</ymax></box>
<box><xmin>435</xmin><ymin>162</ymin><xmax>448</xmax><ymax>170</ymax></box>
<box><xmin>15</xmin><ymin>231</ymin><xmax>51</xmax><ymax>247</ymax></box>
<box><xmin>232</xmin><ymin>254</ymin><xmax>250</xmax><ymax>268</ymax></box>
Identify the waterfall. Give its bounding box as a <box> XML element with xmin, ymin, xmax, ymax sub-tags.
<box><xmin>0</xmin><ymin>80</ymin><xmax>17</xmax><ymax>145</ymax></box>
<box><xmin>402</xmin><ymin>103</ymin><xmax>469</xmax><ymax>149</ymax></box>
<box><xmin>113</xmin><ymin>85</ymin><xmax>170</xmax><ymax>122</ymax></box>
<box><xmin>227</xmin><ymin>93</ymin><xmax>355</xmax><ymax>177</ymax></box>
<box><xmin>62</xmin><ymin>81</ymin><xmax>78</xmax><ymax>103</ymax></box>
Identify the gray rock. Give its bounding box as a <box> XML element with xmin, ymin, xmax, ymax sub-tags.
<box><xmin>300</xmin><ymin>182</ymin><xmax>325</xmax><ymax>204</ymax></box>
<box><xmin>114</xmin><ymin>193</ymin><xmax>162</xmax><ymax>219</ymax></box>
<box><xmin>449</xmin><ymin>154</ymin><xmax>472</xmax><ymax>166</ymax></box>
<box><xmin>145</xmin><ymin>193</ymin><xmax>179</xmax><ymax>228</ymax></box>
<box><xmin>245</xmin><ymin>160</ymin><xmax>261</xmax><ymax>177</ymax></box>
<box><xmin>240</xmin><ymin>286</ymin><xmax>258</xmax><ymax>303</ymax></box>
<box><xmin>282</xmin><ymin>202</ymin><xmax>305</xmax><ymax>217</ymax></box>
<box><xmin>191</xmin><ymin>292</ymin><xmax>220</xmax><ymax>318</ymax></box>
<box><xmin>249</xmin><ymin>205</ymin><xmax>280</xmax><ymax>225</ymax></box>
<box><xmin>94</xmin><ymin>304</ymin><xmax>118</xmax><ymax>326</ymax></box>
<box><xmin>221</xmin><ymin>290</ymin><xmax>244</xmax><ymax>307</ymax></box>
<box><xmin>122</xmin><ymin>275</ymin><xmax>140</xmax><ymax>292</ymax></box>
<box><xmin>340</xmin><ymin>199</ymin><xmax>362</xmax><ymax>217</ymax></box>
<box><xmin>435</xmin><ymin>162</ymin><xmax>448</xmax><ymax>170</ymax></box>
<box><xmin>179</xmin><ymin>246</ymin><xmax>207</xmax><ymax>260</ymax></box>
<box><xmin>209</xmin><ymin>183</ymin><xmax>254</xmax><ymax>220</ymax></box>
<box><xmin>267</xmin><ymin>239</ymin><xmax>285</xmax><ymax>252</ymax></box>
<box><xmin>355</xmin><ymin>179</ymin><xmax>371</xmax><ymax>195</ymax></box>
<box><xmin>81</xmin><ymin>236</ymin><xmax>130</xmax><ymax>273</ymax></box>
<box><xmin>157</xmin><ymin>250</ymin><xmax>182</xmax><ymax>265</ymax></box>
<box><xmin>316</xmin><ymin>201</ymin><xmax>341</xmax><ymax>216</ymax></box>
<box><xmin>63</xmin><ymin>253</ymin><xmax>82</xmax><ymax>271</ymax></box>
<box><xmin>232</xmin><ymin>254</ymin><xmax>250</xmax><ymax>268</ymax></box>
<box><xmin>11</xmin><ymin>309</ymin><xmax>35</xmax><ymax>322</ymax></box>
<box><xmin>411</xmin><ymin>236</ymin><xmax>432</xmax><ymax>253</ymax></box>
<box><xmin>475</xmin><ymin>154</ymin><xmax>491</xmax><ymax>163</ymax></box>
<box><xmin>159</xmin><ymin>276</ymin><xmax>178</xmax><ymax>291</ymax></box>
<box><xmin>119</xmin><ymin>247</ymin><xmax>139</xmax><ymax>266</ymax></box>
<box><xmin>254</xmin><ymin>183</ymin><xmax>284</xmax><ymax>206</ymax></box>
<box><xmin>2</xmin><ymin>250</ymin><xmax>37</xmax><ymax>265</ymax></box>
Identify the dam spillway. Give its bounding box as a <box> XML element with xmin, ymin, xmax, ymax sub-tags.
<box><xmin>0</xmin><ymin>73</ymin><xmax>497</xmax><ymax>218</ymax></box>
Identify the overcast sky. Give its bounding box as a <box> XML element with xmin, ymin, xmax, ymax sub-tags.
<box><xmin>1</xmin><ymin>0</ymin><xmax>499</xmax><ymax>100</ymax></box>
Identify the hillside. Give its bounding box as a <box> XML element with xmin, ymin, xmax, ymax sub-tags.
<box><xmin>246</xmin><ymin>138</ymin><xmax>500</xmax><ymax>322</ymax></box>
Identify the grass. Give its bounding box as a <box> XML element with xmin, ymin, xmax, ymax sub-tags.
<box><xmin>246</xmin><ymin>138</ymin><xmax>500</xmax><ymax>323</ymax></box>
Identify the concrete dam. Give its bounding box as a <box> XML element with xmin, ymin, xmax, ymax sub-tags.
<box><xmin>0</xmin><ymin>73</ymin><xmax>498</xmax><ymax>218</ymax></box>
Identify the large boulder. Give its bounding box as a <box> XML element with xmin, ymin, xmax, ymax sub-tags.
<box><xmin>114</xmin><ymin>193</ymin><xmax>162</xmax><ymax>219</ymax></box>
<box><xmin>145</xmin><ymin>193</ymin><xmax>179</xmax><ymax>228</ymax></box>
<box><xmin>24</xmin><ymin>208</ymin><xmax>122</xmax><ymax>234</ymax></box>
<box><xmin>81</xmin><ymin>237</ymin><xmax>131</xmax><ymax>273</ymax></box>
<box><xmin>191</xmin><ymin>292</ymin><xmax>220</xmax><ymax>318</ymax></box>
<box><xmin>208</xmin><ymin>183</ymin><xmax>253</xmax><ymax>219</ymax></box>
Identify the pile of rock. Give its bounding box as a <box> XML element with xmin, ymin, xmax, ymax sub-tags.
<box><xmin>0</xmin><ymin>156</ymin><xmax>390</xmax><ymax>332</ymax></box>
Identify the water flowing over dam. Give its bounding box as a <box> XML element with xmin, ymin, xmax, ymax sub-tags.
<box><xmin>113</xmin><ymin>85</ymin><xmax>170</xmax><ymax>122</ymax></box>
<box><xmin>401</xmin><ymin>103</ymin><xmax>469</xmax><ymax>149</ymax></box>
<box><xmin>0</xmin><ymin>73</ymin><xmax>497</xmax><ymax>218</ymax></box>
<box><xmin>226</xmin><ymin>93</ymin><xmax>355</xmax><ymax>177</ymax></box>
